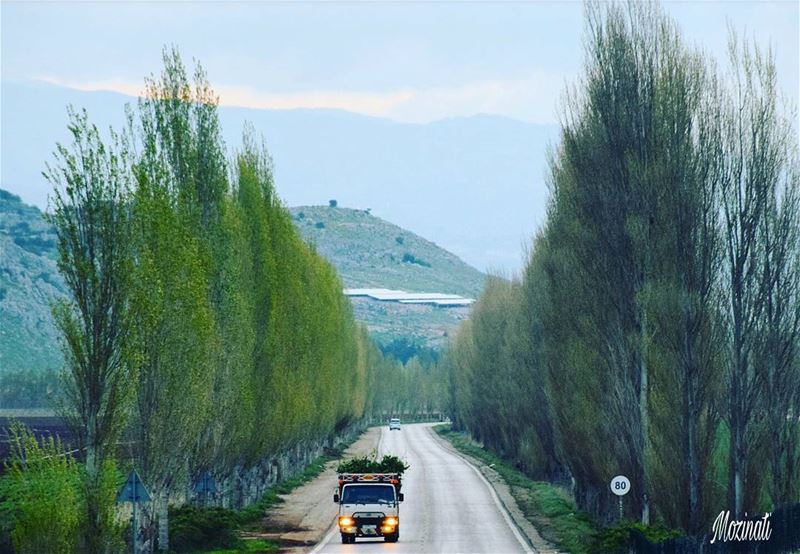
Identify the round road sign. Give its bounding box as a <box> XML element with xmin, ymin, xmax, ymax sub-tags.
<box><xmin>610</xmin><ymin>475</ymin><xmax>630</xmax><ymax>496</ymax></box>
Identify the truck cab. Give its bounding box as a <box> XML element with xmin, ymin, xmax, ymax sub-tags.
<box><xmin>333</xmin><ymin>473</ymin><xmax>403</xmax><ymax>544</ymax></box>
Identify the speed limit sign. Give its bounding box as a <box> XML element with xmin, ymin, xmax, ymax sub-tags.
<box><xmin>610</xmin><ymin>475</ymin><xmax>630</xmax><ymax>496</ymax></box>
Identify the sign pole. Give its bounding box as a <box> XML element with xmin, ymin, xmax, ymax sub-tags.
<box><xmin>610</xmin><ymin>475</ymin><xmax>630</xmax><ymax>523</ymax></box>
<box><xmin>132</xmin><ymin>475</ymin><xmax>137</xmax><ymax>554</ymax></box>
<box><xmin>117</xmin><ymin>469</ymin><xmax>151</xmax><ymax>554</ymax></box>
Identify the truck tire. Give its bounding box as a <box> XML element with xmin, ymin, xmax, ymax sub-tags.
<box><xmin>341</xmin><ymin>533</ymin><xmax>355</xmax><ymax>544</ymax></box>
<box><xmin>384</xmin><ymin>530</ymin><xmax>399</xmax><ymax>543</ymax></box>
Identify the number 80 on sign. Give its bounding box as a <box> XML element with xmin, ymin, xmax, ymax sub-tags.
<box><xmin>610</xmin><ymin>475</ymin><xmax>630</xmax><ymax>496</ymax></box>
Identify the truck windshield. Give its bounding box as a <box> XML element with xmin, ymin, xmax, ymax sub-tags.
<box><xmin>342</xmin><ymin>484</ymin><xmax>395</xmax><ymax>504</ymax></box>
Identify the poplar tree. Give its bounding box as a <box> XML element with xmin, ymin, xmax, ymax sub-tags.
<box><xmin>46</xmin><ymin>109</ymin><xmax>134</xmax><ymax>552</ymax></box>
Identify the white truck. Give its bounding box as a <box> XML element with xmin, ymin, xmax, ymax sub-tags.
<box><xmin>333</xmin><ymin>473</ymin><xmax>404</xmax><ymax>544</ymax></box>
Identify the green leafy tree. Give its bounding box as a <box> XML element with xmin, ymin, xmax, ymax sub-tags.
<box><xmin>45</xmin><ymin>108</ymin><xmax>134</xmax><ymax>553</ymax></box>
<box><xmin>718</xmin><ymin>34</ymin><xmax>800</xmax><ymax>516</ymax></box>
<box><xmin>42</xmin><ymin>46</ymin><xmax>407</xmax><ymax>551</ymax></box>
<box><xmin>438</xmin><ymin>0</ymin><xmax>798</xmax><ymax>533</ymax></box>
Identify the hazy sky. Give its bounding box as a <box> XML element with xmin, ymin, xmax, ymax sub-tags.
<box><xmin>2</xmin><ymin>1</ymin><xmax>798</xmax><ymax>125</ymax></box>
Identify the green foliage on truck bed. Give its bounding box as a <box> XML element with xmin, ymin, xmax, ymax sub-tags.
<box><xmin>336</xmin><ymin>454</ymin><xmax>409</xmax><ymax>476</ymax></box>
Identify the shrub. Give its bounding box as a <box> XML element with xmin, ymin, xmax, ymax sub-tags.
<box><xmin>329</xmin><ymin>199</ymin><xmax>337</xmax><ymax>207</ymax></box>
<box><xmin>0</xmin><ymin>423</ymin><xmax>81</xmax><ymax>553</ymax></box>
<box><xmin>12</xmin><ymin>235</ymin><xmax>56</xmax><ymax>256</ymax></box>
<box><xmin>170</xmin><ymin>506</ymin><xmax>241</xmax><ymax>551</ymax></box>
<box><xmin>315</xmin><ymin>221</ymin><xmax>325</xmax><ymax>229</ymax></box>
<box><xmin>590</xmin><ymin>521</ymin><xmax>682</xmax><ymax>553</ymax></box>
<box><xmin>401</xmin><ymin>252</ymin><xmax>431</xmax><ymax>267</ymax></box>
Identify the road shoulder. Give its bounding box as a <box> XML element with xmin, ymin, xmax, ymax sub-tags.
<box><xmin>255</xmin><ymin>426</ymin><xmax>382</xmax><ymax>552</ymax></box>
<box><xmin>428</xmin><ymin>424</ymin><xmax>561</xmax><ymax>554</ymax></box>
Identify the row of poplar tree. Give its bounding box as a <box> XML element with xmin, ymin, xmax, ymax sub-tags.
<box><xmin>440</xmin><ymin>1</ymin><xmax>799</xmax><ymax>535</ymax></box>
<box><xmin>32</xmin><ymin>51</ymin><xmax>402</xmax><ymax>551</ymax></box>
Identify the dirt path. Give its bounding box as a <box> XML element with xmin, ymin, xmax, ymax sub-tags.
<box><xmin>253</xmin><ymin>426</ymin><xmax>382</xmax><ymax>553</ymax></box>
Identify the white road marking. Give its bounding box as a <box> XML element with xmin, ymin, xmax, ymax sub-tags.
<box><xmin>308</xmin><ymin>521</ymin><xmax>338</xmax><ymax>554</ymax></box>
<box><xmin>308</xmin><ymin>424</ymin><xmax>536</xmax><ymax>553</ymax></box>
<box><xmin>426</xmin><ymin>426</ymin><xmax>535</xmax><ymax>553</ymax></box>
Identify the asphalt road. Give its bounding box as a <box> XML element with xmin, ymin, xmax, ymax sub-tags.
<box><xmin>309</xmin><ymin>423</ymin><xmax>534</xmax><ymax>554</ymax></box>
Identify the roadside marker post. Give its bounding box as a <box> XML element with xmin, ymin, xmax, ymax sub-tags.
<box><xmin>117</xmin><ymin>469</ymin><xmax>152</xmax><ymax>554</ymax></box>
<box><xmin>610</xmin><ymin>475</ymin><xmax>630</xmax><ymax>521</ymax></box>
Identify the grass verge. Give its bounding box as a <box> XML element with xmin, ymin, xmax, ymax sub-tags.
<box><xmin>188</xmin><ymin>539</ymin><xmax>278</xmax><ymax>554</ymax></box>
<box><xmin>434</xmin><ymin>425</ymin><xmax>686</xmax><ymax>554</ymax></box>
<box><xmin>435</xmin><ymin>424</ymin><xmax>598</xmax><ymax>553</ymax></box>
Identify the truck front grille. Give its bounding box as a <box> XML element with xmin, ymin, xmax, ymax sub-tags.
<box><xmin>355</xmin><ymin>516</ymin><xmax>383</xmax><ymax>527</ymax></box>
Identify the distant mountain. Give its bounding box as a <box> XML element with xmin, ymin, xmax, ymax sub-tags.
<box><xmin>1</xmin><ymin>80</ymin><xmax>557</xmax><ymax>272</ymax></box>
<box><xmin>291</xmin><ymin>205</ymin><xmax>484</xmax><ymax>297</ymax></box>
<box><xmin>291</xmin><ymin>205</ymin><xmax>485</xmax><ymax>349</ymax></box>
<box><xmin>0</xmin><ymin>190</ymin><xmax>64</xmax><ymax>373</ymax></box>
<box><xmin>0</xmin><ymin>192</ymin><xmax>484</xmax><ymax>372</ymax></box>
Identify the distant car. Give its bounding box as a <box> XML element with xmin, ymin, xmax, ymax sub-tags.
<box><xmin>389</xmin><ymin>418</ymin><xmax>401</xmax><ymax>431</ymax></box>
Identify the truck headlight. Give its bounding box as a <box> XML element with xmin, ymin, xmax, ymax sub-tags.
<box><xmin>339</xmin><ymin>517</ymin><xmax>353</xmax><ymax>527</ymax></box>
<box><xmin>384</xmin><ymin>517</ymin><xmax>398</xmax><ymax>526</ymax></box>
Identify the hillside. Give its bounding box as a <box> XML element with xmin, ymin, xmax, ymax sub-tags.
<box><xmin>290</xmin><ymin>205</ymin><xmax>484</xmax><ymax>297</ymax></box>
<box><xmin>291</xmin><ymin>205</ymin><xmax>486</xmax><ymax>350</ymax></box>
<box><xmin>0</xmin><ymin>193</ymin><xmax>484</xmax><ymax>372</ymax></box>
<box><xmin>0</xmin><ymin>190</ymin><xmax>65</xmax><ymax>372</ymax></box>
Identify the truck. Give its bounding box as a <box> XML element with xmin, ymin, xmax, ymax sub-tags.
<box><xmin>333</xmin><ymin>473</ymin><xmax>404</xmax><ymax>544</ymax></box>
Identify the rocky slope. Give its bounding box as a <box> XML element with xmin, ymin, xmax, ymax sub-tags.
<box><xmin>0</xmin><ymin>190</ymin><xmax>65</xmax><ymax>372</ymax></box>
<box><xmin>0</xmin><ymin>192</ymin><xmax>484</xmax><ymax>372</ymax></box>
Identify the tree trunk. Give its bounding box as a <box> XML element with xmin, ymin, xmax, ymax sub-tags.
<box><xmin>158</xmin><ymin>493</ymin><xmax>169</xmax><ymax>551</ymax></box>
<box><xmin>639</xmin><ymin>310</ymin><xmax>650</xmax><ymax>525</ymax></box>
<box><xmin>729</xmin><ymin>394</ymin><xmax>744</xmax><ymax>518</ymax></box>
<box><xmin>84</xmin><ymin>413</ymin><xmax>104</xmax><ymax>554</ymax></box>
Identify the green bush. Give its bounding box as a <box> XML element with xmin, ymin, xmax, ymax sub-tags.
<box><xmin>590</xmin><ymin>520</ymin><xmax>682</xmax><ymax>553</ymax></box>
<box><xmin>0</xmin><ymin>424</ymin><xmax>81</xmax><ymax>553</ymax></box>
<box><xmin>170</xmin><ymin>506</ymin><xmax>242</xmax><ymax>551</ymax></box>
<box><xmin>12</xmin><ymin>235</ymin><xmax>55</xmax><ymax>257</ymax></box>
<box><xmin>401</xmin><ymin>252</ymin><xmax>431</xmax><ymax>267</ymax></box>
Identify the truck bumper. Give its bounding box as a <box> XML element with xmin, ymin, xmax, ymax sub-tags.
<box><xmin>339</xmin><ymin>522</ymin><xmax>398</xmax><ymax>537</ymax></box>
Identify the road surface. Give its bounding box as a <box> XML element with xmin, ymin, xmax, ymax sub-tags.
<box><xmin>309</xmin><ymin>423</ymin><xmax>535</xmax><ymax>554</ymax></box>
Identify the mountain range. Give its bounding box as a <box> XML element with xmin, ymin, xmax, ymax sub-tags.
<box><xmin>1</xmin><ymin>80</ymin><xmax>556</xmax><ymax>273</ymax></box>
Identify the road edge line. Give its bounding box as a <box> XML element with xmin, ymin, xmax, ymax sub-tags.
<box><xmin>427</xmin><ymin>424</ymin><xmax>560</xmax><ymax>554</ymax></box>
<box><xmin>308</xmin><ymin>521</ymin><xmax>338</xmax><ymax>554</ymax></box>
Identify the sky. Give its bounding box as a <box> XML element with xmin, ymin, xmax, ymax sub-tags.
<box><xmin>2</xmin><ymin>1</ymin><xmax>797</xmax><ymax>126</ymax></box>
<box><xmin>1</xmin><ymin>1</ymin><xmax>798</xmax><ymax>272</ymax></box>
